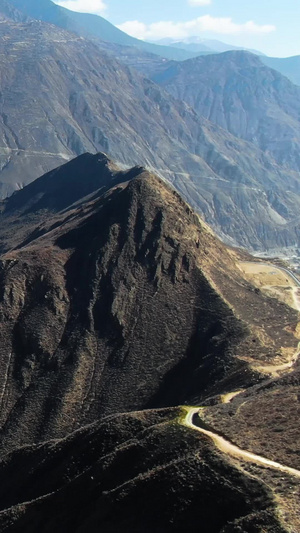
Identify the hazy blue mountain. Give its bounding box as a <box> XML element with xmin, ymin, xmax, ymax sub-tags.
<box><xmin>1</xmin><ymin>16</ymin><xmax>300</xmax><ymax>251</ymax></box>
<box><xmin>152</xmin><ymin>38</ymin><xmax>214</xmax><ymax>54</ymax></box>
<box><xmin>7</xmin><ymin>0</ymin><xmax>200</xmax><ymax>60</ymax></box>
<box><xmin>201</xmin><ymin>38</ymin><xmax>264</xmax><ymax>55</ymax></box>
<box><xmin>261</xmin><ymin>55</ymin><xmax>300</xmax><ymax>86</ymax></box>
<box><xmin>0</xmin><ymin>0</ymin><xmax>30</xmax><ymax>20</ymax></box>
<box><xmin>153</xmin><ymin>50</ymin><xmax>300</xmax><ymax>174</ymax></box>
<box><xmin>152</xmin><ymin>37</ymin><xmax>263</xmax><ymax>55</ymax></box>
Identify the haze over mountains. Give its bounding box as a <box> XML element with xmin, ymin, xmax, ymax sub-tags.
<box><xmin>2</xmin><ymin>0</ymin><xmax>201</xmax><ymax>61</ymax></box>
<box><xmin>261</xmin><ymin>55</ymin><xmax>300</xmax><ymax>87</ymax></box>
<box><xmin>0</xmin><ymin>4</ymin><xmax>300</xmax><ymax>253</ymax></box>
<box><xmin>153</xmin><ymin>51</ymin><xmax>300</xmax><ymax>172</ymax></box>
<box><xmin>152</xmin><ymin>36</ymin><xmax>264</xmax><ymax>56</ymax></box>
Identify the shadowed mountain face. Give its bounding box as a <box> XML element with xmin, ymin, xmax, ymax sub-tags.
<box><xmin>0</xmin><ymin>153</ymin><xmax>298</xmax><ymax>456</ymax></box>
<box><xmin>0</xmin><ymin>154</ymin><xmax>298</xmax><ymax>531</ymax></box>
<box><xmin>153</xmin><ymin>51</ymin><xmax>300</xmax><ymax>173</ymax></box>
<box><xmin>1</xmin><ymin>18</ymin><xmax>300</xmax><ymax>251</ymax></box>
<box><xmin>0</xmin><ymin>410</ymin><xmax>287</xmax><ymax>533</ymax></box>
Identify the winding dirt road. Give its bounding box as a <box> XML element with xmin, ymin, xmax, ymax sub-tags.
<box><xmin>181</xmin><ymin>262</ymin><xmax>300</xmax><ymax>479</ymax></box>
<box><xmin>221</xmin><ymin>390</ymin><xmax>245</xmax><ymax>404</ymax></box>
<box><xmin>183</xmin><ymin>407</ymin><xmax>300</xmax><ymax>479</ymax></box>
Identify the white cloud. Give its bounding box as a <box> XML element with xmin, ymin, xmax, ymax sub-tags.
<box><xmin>117</xmin><ymin>16</ymin><xmax>276</xmax><ymax>41</ymax></box>
<box><xmin>118</xmin><ymin>21</ymin><xmax>148</xmax><ymax>40</ymax></box>
<box><xmin>188</xmin><ymin>0</ymin><xmax>212</xmax><ymax>5</ymax></box>
<box><xmin>54</xmin><ymin>0</ymin><xmax>107</xmax><ymax>15</ymax></box>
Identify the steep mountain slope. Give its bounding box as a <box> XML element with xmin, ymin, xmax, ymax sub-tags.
<box><xmin>0</xmin><ymin>16</ymin><xmax>222</xmax><ymax>196</ymax></box>
<box><xmin>1</xmin><ymin>19</ymin><xmax>300</xmax><ymax>251</ymax></box>
<box><xmin>0</xmin><ymin>153</ymin><xmax>298</xmax><ymax>456</ymax></box>
<box><xmin>0</xmin><ymin>154</ymin><xmax>299</xmax><ymax>531</ymax></box>
<box><xmin>0</xmin><ymin>409</ymin><xmax>288</xmax><ymax>533</ymax></box>
<box><xmin>153</xmin><ymin>50</ymin><xmax>300</xmax><ymax>173</ymax></box>
<box><xmin>6</xmin><ymin>0</ymin><xmax>199</xmax><ymax>60</ymax></box>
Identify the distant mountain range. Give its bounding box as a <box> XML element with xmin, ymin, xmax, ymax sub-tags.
<box><xmin>3</xmin><ymin>0</ymin><xmax>300</xmax><ymax>87</ymax></box>
<box><xmin>261</xmin><ymin>55</ymin><xmax>300</xmax><ymax>87</ymax></box>
<box><xmin>2</xmin><ymin>0</ymin><xmax>200</xmax><ymax>60</ymax></box>
<box><xmin>0</xmin><ymin>7</ymin><xmax>300</xmax><ymax>252</ymax></box>
<box><xmin>151</xmin><ymin>36</ymin><xmax>264</xmax><ymax>56</ymax></box>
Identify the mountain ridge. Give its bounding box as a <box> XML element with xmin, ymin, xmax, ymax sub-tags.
<box><xmin>4</xmin><ymin>0</ymin><xmax>201</xmax><ymax>61</ymax></box>
<box><xmin>153</xmin><ymin>50</ymin><xmax>300</xmax><ymax>173</ymax></box>
<box><xmin>0</xmin><ymin>153</ymin><xmax>298</xmax><ymax>454</ymax></box>
<box><xmin>2</xmin><ymin>17</ymin><xmax>300</xmax><ymax>252</ymax></box>
<box><xmin>0</xmin><ymin>153</ymin><xmax>298</xmax><ymax>530</ymax></box>
<box><xmin>151</xmin><ymin>36</ymin><xmax>264</xmax><ymax>56</ymax></box>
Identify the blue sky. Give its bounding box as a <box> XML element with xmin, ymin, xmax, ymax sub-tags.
<box><xmin>53</xmin><ymin>0</ymin><xmax>300</xmax><ymax>57</ymax></box>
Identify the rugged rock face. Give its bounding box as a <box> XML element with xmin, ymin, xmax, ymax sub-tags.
<box><xmin>0</xmin><ymin>16</ymin><xmax>300</xmax><ymax>250</ymax></box>
<box><xmin>153</xmin><ymin>51</ymin><xmax>300</xmax><ymax>173</ymax></box>
<box><xmin>0</xmin><ymin>154</ymin><xmax>298</xmax><ymax>531</ymax></box>
<box><xmin>0</xmin><ymin>153</ymin><xmax>298</xmax><ymax>456</ymax></box>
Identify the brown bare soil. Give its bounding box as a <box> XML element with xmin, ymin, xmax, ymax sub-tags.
<box><xmin>0</xmin><ymin>154</ymin><xmax>298</xmax><ymax>531</ymax></box>
<box><xmin>239</xmin><ymin>262</ymin><xmax>299</xmax><ymax>310</ymax></box>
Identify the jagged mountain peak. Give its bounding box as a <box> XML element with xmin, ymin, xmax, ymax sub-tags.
<box><xmin>0</xmin><ymin>154</ymin><xmax>298</xmax><ymax>455</ymax></box>
<box><xmin>3</xmin><ymin>152</ymin><xmax>137</xmax><ymax>214</ymax></box>
<box><xmin>0</xmin><ymin>153</ymin><xmax>147</xmax><ymax>252</ymax></box>
<box><xmin>0</xmin><ymin>155</ymin><xmax>298</xmax><ymax>531</ymax></box>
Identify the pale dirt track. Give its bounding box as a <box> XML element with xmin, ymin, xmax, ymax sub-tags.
<box><xmin>221</xmin><ymin>390</ymin><xmax>245</xmax><ymax>404</ymax></box>
<box><xmin>182</xmin><ymin>408</ymin><xmax>300</xmax><ymax>479</ymax></box>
